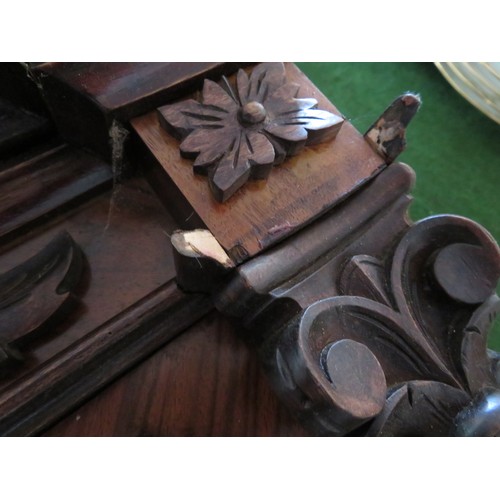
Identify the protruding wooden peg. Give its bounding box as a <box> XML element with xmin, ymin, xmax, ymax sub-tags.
<box><xmin>365</xmin><ymin>93</ymin><xmax>421</xmax><ymax>163</ymax></box>
<box><xmin>171</xmin><ymin>229</ymin><xmax>235</xmax><ymax>293</ymax></box>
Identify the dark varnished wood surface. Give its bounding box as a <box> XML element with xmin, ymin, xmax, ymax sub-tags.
<box><xmin>32</xmin><ymin>63</ymin><xmax>245</xmax><ymax>159</ymax></box>
<box><xmin>0</xmin><ymin>175</ymin><xmax>176</xmax><ymax>374</ymax></box>
<box><xmin>132</xmin><ymin>63</ymin><xmax>385</xmax><ymax>263</ymax></box>
<box><xmin>0</xmin><ymin>231</ymin><xmax>83</xmax><ymax>372</ymax></box>
<box><xmin>3</xmin><ymin>63</ymin><xmax>497</xmax><ymax>437</ymax></box>
<box><xmin>0</xmin><ymin>158</ymin><xmax>216</xmax><ymax>435</ymax></box>
<box><xmin>0</xmin><ymin>144</ymin><xmax>112</xmax><ymax>241</ymax></box>
<box><xmin>212</xmin><ymin>163</ymin><xmax>500</xmax><ymax>436</ymax></box>
<box><xmin>35</xmin><ymin>63</ymin><xmax>239</xmax><ymax>118</ymax></box>
<box><xmin>0</xmin><ymin>282</ymin><xmax>211</xmax><ymax>436</ymax></box>
<box><xmin>44</xmin><ymin>311</ymin><xmax>310</xmax><ymax>437</ymax></box>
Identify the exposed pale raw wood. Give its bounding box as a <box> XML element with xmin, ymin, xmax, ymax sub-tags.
<box><xmin>171</xmin><ymin>229</ymin><xmax>233</xmax><ymax>267</ymax></box>
<box><xmin>171</xmin><ymin>229</ymin><xmax>235</xmax><ymax>292</ymax></box>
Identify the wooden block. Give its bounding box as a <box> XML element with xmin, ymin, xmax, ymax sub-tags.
<box><xmin>132</xmin><ymin>63</ymin><xmax>386</xmax><ymax>262</ymax></box>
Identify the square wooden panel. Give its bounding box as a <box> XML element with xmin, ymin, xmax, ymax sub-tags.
<box><xmin>132</xmin><ymin>63</ymin><xmax>385</xmax><ymax>262</ymax></box>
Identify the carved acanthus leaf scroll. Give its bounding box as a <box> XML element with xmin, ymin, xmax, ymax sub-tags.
<box><xmin>273</xmin><ymin>215</ymin><xmax>500</xmax><ymax>436</ymax></box>
<box><xmin>158</xmin><ymin>62</ymin><xmax>344</xmax><ymax>202</ymax></box>
<box><xmin>0</xmin><ymin>231</ymin><xmax>83</xmax><ymax>373</ymax></box>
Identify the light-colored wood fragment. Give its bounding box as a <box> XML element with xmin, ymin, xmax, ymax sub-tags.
<box><xmin>171</xmin><ymin>229</ymin><xmax>234</xmax><ymax>268</ymax></box>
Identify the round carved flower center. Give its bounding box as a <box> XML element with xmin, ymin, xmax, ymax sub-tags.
<box><xmin>239</xmin><ymin>101</ymin><xmax>267</xmax><ymax>125</ymax></box>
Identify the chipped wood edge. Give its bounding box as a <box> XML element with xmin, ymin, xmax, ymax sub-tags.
<box><xmin>171</xmin><ymin>229</ymin><xmax>235</xmax><ymax>293</ymax></box>
<box><xmin>365</xmin><ymin>93</ymin><xmax>421</xmax><ymax>163</ymax></box>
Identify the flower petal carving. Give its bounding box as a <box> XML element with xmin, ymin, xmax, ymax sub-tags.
<box><xmin>180</xmin><ymin>127</ymin><xmax>233</xmax><ymax>162</ymax></box>
<box><xmin>201</xmin><ymin>79</ymin><xmax>238</xmax><ymax>110</ymax></box>
<box><xmin>159</xmin><ymin>99</ymin><xmax>227</xmax><ymax>139</ymax></box>
<box><xmin>209</xmin><ymin>131</ymin><xmax>276</xmax><ymax>202</ymax></box>
<box><xmin>265</xmin><ymin>109</ymin><xmax>343</xmax><ymax>146</ymax></box>
<box><xmin>157</xmin><ymin>62</ymin><xmax>344</xmax><ymax>202</ymax></box>
<box><xmin>237</xmin><ymin>63</ymin><xmax>287</xmax><ymax>105</ymax></box>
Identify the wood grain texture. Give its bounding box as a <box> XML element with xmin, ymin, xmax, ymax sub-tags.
<box><xmin>216</xmin><ymin>163</ymin><xmax>415</xmax><ymax>313</ymax></box>
<box><xmin>0</xmin><ymin>282</ymin><xmax>211</xmax><ymax>436</ymax></box>
<box><xmin>43</xmin><ymin>311</ymin><xmax>310</xmax><ymax>437</ymax></box>
<box><xmin>0</xmin><ymin>166</ymin><xmax>215</xmax><ymax>435</ymax></box>
<box><xmin>0</xmin><ymin>93</ymin><xmax>226</xmax><ymax>434</ymax></box>
<box><xmin>132</xmin><ymin>63</ymin><xmax>386</xmax><ymax>262</ymax></box>
<box><xmin>0</xmin><ymin>171</ymin><xmax>215</xmax><ymax>436</ymax></box>
<box><xmin>0</xmin><ymin>144</ymin><xmax>112</xmax><ymax>241</ymax></box>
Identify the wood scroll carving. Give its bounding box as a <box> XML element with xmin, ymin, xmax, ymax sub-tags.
<box><xmin>275</xmin><ymin>216</ymin><xmax>500</xmax><ymax>436</ymax></box>
<box><xmin>158</xmin><ymin>62</ymin><xmax>344</xmax><ymax>202</ymax></box>
<box><xmin>172</xmin><ymin>163</ymin><xmax>500</xmax><ymax>436</ymax></box>
<box><xmin>0</xmin><ymin>231</ymin><xmax>83</xmax><ymax>373</ymax></box>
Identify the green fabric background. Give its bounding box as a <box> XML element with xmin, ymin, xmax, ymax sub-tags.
<box><xmin>298</xmin><ymin>62</ymin><xmax>500</xmax><ymax>349</ymax></box>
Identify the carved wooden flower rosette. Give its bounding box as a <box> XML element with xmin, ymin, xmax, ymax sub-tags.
<box><xmin>157</xmin><ymin>63</ymin><xmax>344</xmax><ymax>202</ymax></box>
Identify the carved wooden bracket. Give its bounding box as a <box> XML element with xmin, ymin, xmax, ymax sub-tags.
<box><xmin>272</xmin><ymin>216</ymin><xmax>500</xmax><ymax>436</ymax></box>
<box><xmin>172</xmin><ymin>163</ymin><xmax>500</xmax><ymax>436</ymax></box>
<box><xmin>0</xmin><ymin>231</ymin><xmax>83</xmax><ymax>373</ymax></box>
<box><xmin>158</xmin><ymin>62</ymin><xmax>344</xmax><ymax>202</ymax></box>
